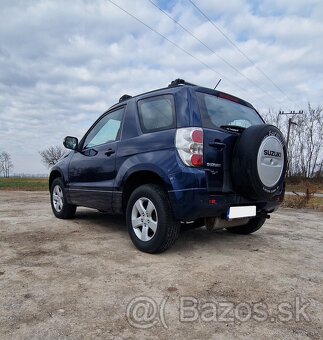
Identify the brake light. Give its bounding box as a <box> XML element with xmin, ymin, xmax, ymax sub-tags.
<box><xmin>218</xmin><ymin>92</ymin><xmax>240</xmax><ymax>104</ymax></box>
<box><xmin>192</xmin><ymin>129</ymin><xmax>203</xmax><ymax>143</ymax></box>
<box><xmin>175</xmin><ymin>127</ymin><xmax>203</xmax><ymax>167</ymax></box>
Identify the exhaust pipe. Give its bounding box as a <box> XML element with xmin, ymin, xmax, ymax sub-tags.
<box><xmin>205</xmin><ymin>217</ymin><xmax>250</xmax><ymax>231</ymax></box>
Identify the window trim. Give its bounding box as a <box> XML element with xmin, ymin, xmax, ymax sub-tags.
<box><xmin>137</xmin><ymin>94</ymin><xmax>176</xmax><ymax>134</ymax></box>
<box><xmin>79</xmin><ymin>106</ymin><xmax>126</xmax><ymax>150</ymax></box>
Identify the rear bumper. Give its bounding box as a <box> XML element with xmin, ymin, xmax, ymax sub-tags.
<box><xmin>168</xmin><ymin>187</ymin><xmax>284</xmax><ymax>221</ymax></box>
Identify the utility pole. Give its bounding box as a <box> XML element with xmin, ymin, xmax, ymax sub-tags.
<box><xmin>286</xmin><ymin>118</ymin><xmax>297</xmax><ymax>150</ymax></box>
<box><xmin>279</xmin><ymin>110</ymin><xmax>303</xmax><ymax>150</ymax></box>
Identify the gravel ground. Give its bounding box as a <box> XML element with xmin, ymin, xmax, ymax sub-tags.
<box><xmin>0</xmin><ymin>191</ymin><xmax>322</xmax><ymax>339</ymax></box>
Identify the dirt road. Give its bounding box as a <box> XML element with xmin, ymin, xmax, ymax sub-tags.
<box><xmin>0</xmin><ymin>191</ymin><xmax>322</xmax><ymax>339</ymax></box>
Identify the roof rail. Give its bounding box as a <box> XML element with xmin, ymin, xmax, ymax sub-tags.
<box><xmin>168</xmin><ymin>78</ymin><xmax>197</xmax><ymax>87</ymax></box>
<box><xmin>119</xmin><ymin>94</ymin><xmax>132</xmax><ymax>103</ymax></box>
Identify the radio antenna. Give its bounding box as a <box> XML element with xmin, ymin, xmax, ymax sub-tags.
<box><xmin>214</xmin><ymin>79</ymin><xmax>221</xmax><ymax>89</ymax></box>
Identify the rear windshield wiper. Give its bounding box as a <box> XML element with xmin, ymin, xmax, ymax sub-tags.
<box><xmin>220</xmin><ymin>125</ymin><xmax>246</xmax><ymax>133</ymax></box>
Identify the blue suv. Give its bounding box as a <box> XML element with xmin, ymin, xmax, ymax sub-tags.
<box><xmin>49</xmin><ymin>79</ymin><xmax>287</xmax><ymax>253</ymax></box>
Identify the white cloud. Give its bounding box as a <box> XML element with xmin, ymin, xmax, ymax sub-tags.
<box><xmin>0</xmin><ymin>0</ymin><xmax>322</xmax><ymax>174</ymax></box>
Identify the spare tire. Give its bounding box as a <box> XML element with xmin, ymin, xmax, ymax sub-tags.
<box><xmin>231</xmin><ymin>124</ymin><xmax>287</xmax><ymax>200</ymax></box>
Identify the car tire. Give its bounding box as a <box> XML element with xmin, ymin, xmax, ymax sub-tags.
<box><xmin>226</xmin><ymin>216</ymin><xmax>266</xmax><ymax>235</ymax></box>
<box><xmin>231</xmin><ymin>124</ymin><xmax>287</xmax><ymax>200</ymax></box>
<box><xmin>126</xmin><ymin>184</ymin><xmax>180</xmax><ymax>253</ymax></box>
<box><xmin>50</xmin><ymin>178</ymin><xmax>76</xmax><ymax>219</ymax></box>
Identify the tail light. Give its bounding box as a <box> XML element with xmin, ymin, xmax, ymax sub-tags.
<box><xmin>175</xmin><ymin>127</ymin><xmax>203</xmax><ymax>167</ymax></box>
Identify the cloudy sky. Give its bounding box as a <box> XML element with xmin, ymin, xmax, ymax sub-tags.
<box><xmin>1</xmin><ymin>0</ymin><xmax>322</xmax><ymax>174</ymax></box>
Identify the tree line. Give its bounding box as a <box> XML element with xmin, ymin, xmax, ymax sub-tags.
<box><xmin>0</xmin><ymin>147</ymin><xmax>65</xmax><ymax>178</ymax></box>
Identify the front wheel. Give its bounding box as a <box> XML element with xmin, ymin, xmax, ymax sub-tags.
<box><xmin>126</xmin><ymin>184</ymin><xmax>180</xmax><ymax>253</ymax></box>
<box><xmin>226</xmin><ymin>216</ymin><xmax>266</xmax><ymax>235</ymax></box>
<box><xmin>50</xmin><ymin>178</ymin><xmax>76</xmax><ymax>219</ymax></box>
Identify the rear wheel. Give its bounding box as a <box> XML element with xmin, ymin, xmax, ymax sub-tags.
<box><xmin>226</xmin><ymin>216</ymin><xmax>266</xmax><ymax>235</ymax></box>
<box><xmin>50</xmin><ymin>178</ymin><xmax>76</xmax><ymax>219</ymax></box>
<box><xmin>126</xmin><ymin>184</ymin><xmax>180</xmax><ymax>253</ymax></box>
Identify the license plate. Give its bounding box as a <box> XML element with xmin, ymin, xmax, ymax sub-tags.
<box><xmin>227</xmin><ymin>206</ymin><xmax>256</xmax><ymax>219</ymax></box>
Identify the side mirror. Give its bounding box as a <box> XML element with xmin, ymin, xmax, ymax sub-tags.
<box><xmin>63</xmin><ymin>136</ymin><xmax>78</xmax><ymax>150</ymax></box>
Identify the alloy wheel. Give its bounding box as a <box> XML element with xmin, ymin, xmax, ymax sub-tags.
<box><xmin>131</xmin><ymin>197</ymin><xmax>158</xmax><ymax>241</ymax></box>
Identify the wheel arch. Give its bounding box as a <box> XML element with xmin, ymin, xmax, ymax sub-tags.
<box><xmin>121</xmin><ymin>170</ymin><xmax>170</xmax><ymax>213</ymax></box>
<box><xmin>49</xmin><ymin>169</ymin><xmax>63</xmax><ymax>191</ymax></box>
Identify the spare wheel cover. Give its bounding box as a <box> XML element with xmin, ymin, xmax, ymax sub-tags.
<box><xmin>257</xmin><ymin>134</ymin><xmax>285</xmax><ymax>188</ymax></box>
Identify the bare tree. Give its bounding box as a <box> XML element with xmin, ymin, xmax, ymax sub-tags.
<box><xmin>264</xmin><ymin>104</ymin><xmax>323</xmax><ymax>178</ymax></box>
<box><xmin>285</xmin><ymin>104</ymin><xmax>322</xmax><ymax>177</ymax></box>
<box><xmin>39</xmin><ymin>146</ymin><xmax>66</xmax><ymax>168</ymax></box>
<box><xmin>0</xmin><ymin>151</ymin><xmax>14</xmax><ymax>178</ymax></box>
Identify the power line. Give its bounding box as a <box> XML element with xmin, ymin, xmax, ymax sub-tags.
<box><xmin>107</xmin><ymin>0</ymin><xmax>250</xmax><ymax>95</ymax></box>
<box><xmin>147</xmin><ymin>0</ymin><xmax>277</xmax><ymax>102</ymax></box>
<box><xmin>106</xmin><ymin>0</ymin><xmax>270</xmax><ymax>108</ymax></box>
<box><xmin>188</xmin><ymin>0</ymin><xmax>300</xmax><ymax>109</ymax></box>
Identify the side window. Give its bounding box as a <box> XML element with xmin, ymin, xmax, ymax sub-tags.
<box><xmin>83</xmin><ymin>107</ymin><xmax>124</xmax><ymax>149</ymax></box>
<box><xmin>137</xmin><ymin>95</ymin><xmax>175</xmax><ymax>133</ymax></box>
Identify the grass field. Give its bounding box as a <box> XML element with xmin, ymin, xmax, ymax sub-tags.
<box><xmin>283</xmin><ymin>195</ymin><xmax>323</xmax><ymax>212</ymax></box>
<box><xmin>285</xmin><ymin>179</ymin><xmax>323</xmax><ymax>194</ymax></box>
<box><xmin>0</xmin><ymin>178</ymin><xmax>48</xmax><ymax>191</ymax></box>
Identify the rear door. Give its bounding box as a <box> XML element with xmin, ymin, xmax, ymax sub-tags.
<box><xmin>203</xmin><ymin>127</ymin><xmax>237</xmax><ymax>193</ymax></box>
<box><xmin>68</xmin><ymin>107</ymin><xmax>124</xmax><ymax>211</ymax></box>
<box><xmin>196</xmin><ymin>91</ymin><xmax>264</xmax><ymax>193</ymax></box>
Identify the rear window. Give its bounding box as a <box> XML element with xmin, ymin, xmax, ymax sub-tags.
<box><xmin>197</xmin><ymin>92</ymin><xmax>263</xmax><ymax>129</ymax></box>
<box><xmin>137</xmin><ymin>95</ymin><xmax>175</xmax><ymax>133</ymax></box>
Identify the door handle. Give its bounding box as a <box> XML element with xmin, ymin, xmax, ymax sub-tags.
<box><xmin>105</xmin><ymin>149</ymin><xmax>115</xmax><ymax>157</ymax></box>
<box><xmin>209</xmin><ymin>142</ymin><xmax>226</xmax><ymax>150</ymax></box>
